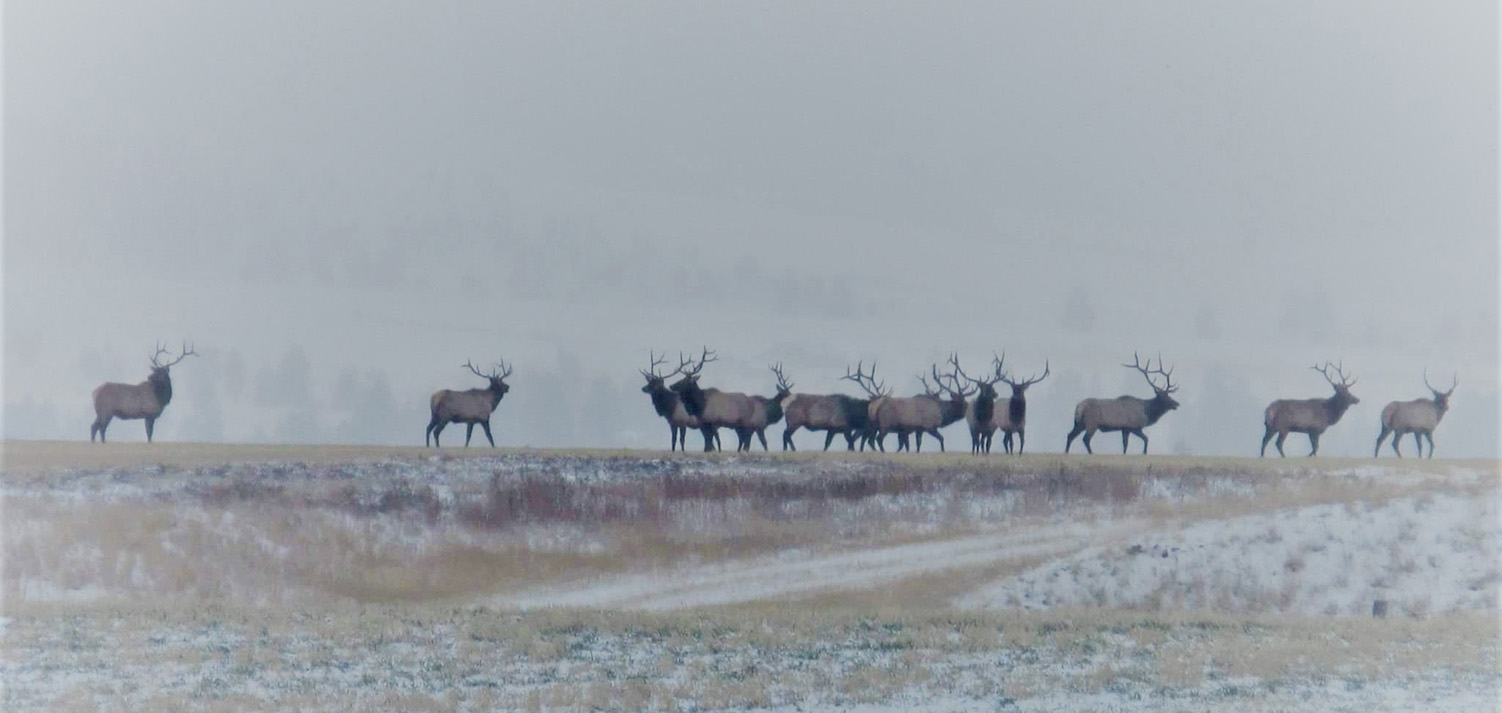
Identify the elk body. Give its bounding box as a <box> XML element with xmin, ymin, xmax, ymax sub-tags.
<box><xmin>426</xmin><ymin>360</ymin><xmax>512</xmax><ymax>447</ymax></box>
<box><xmin>640</xmin><ymin>351</ymin><xmax>709</xmax><ymax>451</ymax></box>
<box><xmin>1375</xmin><ymin>370</ymin><xmax>1456</xmax><ymax>458</ymax></box>
<box><xmin>869</xmin><ymin>356</ymin><xmax>974</xmax><ymax>452</ymax></box>
<box><xmin>669</xmin><ymin>348</ymin><xmax>760</xmax><ymax>452</ymax></box>
<box><xmin>90</xmin><ymin>343</ymin><xmax>197</xmax><ymax>443</ymax></box>
<box><xmin>736</xmin><ymin>364</ymin><xmax>794</xmax><ymax>450</ymax></box>
<box><xmin>1065</xmin><ymin>353</ymin><xmax>1179</xmax><ymax>454</ymax></box>
<box><xmin>1260</xmin><ymin>361</ymin><xmax>1359</xmax><ymax>457</ymax></box>
<box><xmin>782</xmin><ymin>362</ymin><xmax>881</xmax><ymax>451</ymax></box>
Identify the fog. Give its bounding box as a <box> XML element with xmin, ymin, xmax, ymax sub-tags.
<box><xmin>5</xmin><ymin>1</ymin><xmax>1498</xmax><ymax>457</ymax></box>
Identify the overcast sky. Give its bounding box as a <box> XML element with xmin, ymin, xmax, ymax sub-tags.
<box><xmin>5</xmin><ymin>1</ymin><xmax>1498</xmax><ymax>457</ymax></box>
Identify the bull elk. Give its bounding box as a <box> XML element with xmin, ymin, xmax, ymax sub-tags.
<box><xmin>90</xmin><ymin>342</ymin><xmax>198</xmax><ymax>443</ymax></box>
<box><xmin>738</xmin><ymin>363</ymin><xmax>794</xmax><ymax>450</ymax></box>
<box><xmin>1259</xmin><ymin>361</ymin><xmax>1359</xmax><ymax>457</ymax></box>
<box><xmin>669</xmin><ymin>348</ymin><xmax>760</xmax><ymax>452</ymax></box>
<box><xmin>1374</xmin><ymin>369</ymin><xmax>1456</xmax><ymax>458</ymax></box>
<box><xmin>425</xmin><ymin>359</ymin><xmax>512</xmax><ymax>447</ymax></box>
<box><xmin>1065</xmin><ymin>352</ymin><xmax>1179</xmax><ymax>454</ymax></box>
<box><xmin>639</xmin><ymin>351</ymin><xmax>713</xmax><ymax>451</ymax></box>
<box><xmin>964</xmin><ymin>354</ymin><xmax>1006</xmax><ymax>455</ymax></box>
<box><xmin>869</xmin><ymin>355</ymin><xmax>974</xmax><ymax>452</ymax></box>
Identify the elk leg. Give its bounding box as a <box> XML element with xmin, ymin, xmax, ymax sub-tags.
<box><xmin>1388</xmin><ymin>429</ymin><xmax>1402</xmax><ymax>458</ymax></box>
<box><xmin>1374</xmin><ymin>427</ymin><xmax>1390</xmax><ymax>458</ymax></box>
<box><xmin>756</xmin><ymin>429</ymin><xmax>769</xmax><ymax>451</ymax></box>
<box><xmin>1017</xmin><ymin>430</ymin><xmax>1026</xmax><ymax>455</ymax></box>
<box><xmin>462</xmin><ymin>423</ymin><xmax>474</xmax><ymax>447</ymax></box>
<box><xmin>145</xmin><ymin>417</ymin><xmax>156</xmax><ymax>443</ymax></box>
<box><xmin>1065</xmin><ymin>424</ymin><xmax>1084</xmax><ymax>454</ymax></box>
<box><xmin>1415</xmin><ymin>432</ymin><xmax>1426</xmax><ymax>458</ymax></box>
<box><xmin>1121</xmin><ymin>431</ymin><xmax>1130</xmax><ymax>454</ymax></box>
<box><xmin>480</xmin><ymin>421</ymin><xmax>495</xmax><ymax>447</ymax></box>
<box><xmin>786</xmin><ymin>426</ymin><xmax>800</xmax><ymax>451</ymax></box>
<box><xmin>821</xmin><ymin>430</ymin><xmax>838</xmax><ymax>451</ymax></box>
<box><xmin>1136</xmin><ymin>429</ymin><xmax>1148</xmax><ymax>455</ymax></box>
<box><xmin>1260</xmin><ymin>428</ymin><xmax>1275</xmax><ymax>457</ymax></box>
<box><xmin>930</xmin><ymin>429</ymin><xmax>945</xmax><ymax>452</ymax></box>
<box><xmin>431</xmin><ymin>422</ymin><xmax>446</xmax><ymax>447</ymax></box>
<box><xmin>1274</xmin><ymin>431</ymin><xmax>1287</xmax><ymax>458</ymax></box>
<box><xmin>701</xmin><ymin>427</ymin><xmax>717</xmax><ymax>452</ymax></box>
<box><xmin>1423</xmin><ymin>432</ymin><xmax>1435</xmax><ymax>459</ymax></box>
<box><xmin>1307</xmin><ymin>432</ymin><xmax>1320</xmax><ymax>457</ymax></box>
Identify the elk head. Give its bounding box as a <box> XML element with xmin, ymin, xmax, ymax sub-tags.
<box><xmin>1423</xmin><ymin>368</ymin><xmax>1457</xmax><ymax>412</ymax></box>
<box><xmin>842</xmin><ymin>360</ymin><xmax>889</xmax><ymax>399</ymax></box>
<box><xmin>1125</xmin><ymin>351</ymin><xmax>1179</xmax><ymax>412</ymax></box>
<box><xmin>1000</xmin><ymin>356</ymin><xmax>1049</xmax><ymax>399</ymax></box>
<box><xmin>669</xmin><ymin>347</ymin><xmax>717</xmax><ymax>395</ymax></box>
<box><xmin>769</xmin><ymin>362</ymin><xmax>795</xmax><ymax>401</ymax></box>
<box><xmin>148</xmin><ymin>342</ymin><xmax>197</xmax><ymax>391</ymax></box>
<box><xmin>1312</xmin><ymin>360</ymin><xmax>1358</xmax><ymax>408</ymax></box>
<box><xmin>465</xmin><ymin>358</ymin><xmax>513</xmax><ymax>396</ymax></box>
<box><xmin>965</xmin><ymin>353</ymin><xmax>1008</xmax><ymax>403</ymax></box>
<box><xmin>640</xmin><ymin>351</ymin><xmax>682</xmax><ymax>394</ymax></box>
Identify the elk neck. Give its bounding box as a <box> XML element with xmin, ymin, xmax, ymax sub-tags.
<box><xmin>647</xmin><ymin>385</ymin><xmax>678</xmax><ymax>418</ymax></box>
<box><xmin>971</xmin><ymin>392</ymin><xmax>996</xmax><ymax>424</ymax></box>
<box><xmin>1007</xmin><ymin>394</ymin><xmax>1027</xmax><ymax>425</ymax></box>
<box><xmin>149</xmin><ymin>370</ymin><xmax>173</xmax><ymax>406</ymax></box>
<box><xmin>1323</xmin><ymin>392</ymin><xmax>1356</xmax><ymax>423</ymax></box>
<box><xmin>1143</xmin><ymin>392</ymin><xmax>1176</xmax><ymax>425</ymax></box>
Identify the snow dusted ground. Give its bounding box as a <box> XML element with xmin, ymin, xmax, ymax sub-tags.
<box><xmin>1</xmin><ymin>444</ymin><xmax>1498</xmax><ymax>711</ymax></box>
<box><xmin>959</xmin><ymin>493</ymin><xmax>1500</xmax><ymax>617</ymax></box>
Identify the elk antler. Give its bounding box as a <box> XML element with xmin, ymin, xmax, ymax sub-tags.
<box><xmin>152</xmin><ymin>342</ymin><xmax>197</xmax><ymax>368</ymax></box>
<box><xmin>842</xmin><ymin>360</ymin><xmax>888</xmax><ymax>398</ymax></box>
<box><xmin>678</xmin><ymin>347</ymin><xmax>716</xmax><ymax>378</ymax></box>
<box><xmin>1124</xmin><ymin>351</ymin><xmax>1177</xmax><ymax>393</ymax></box>
<box><xmin>770</xmin><ymin>363</ymin><xmax>794</xmax><ymax>392</ymax></box>
<box><xmin>495</xmin><ymin>359</ymin><xmax>513</xmax><ymax>380</ymax></box>
<box><xmin>1311</xmin><ymin>360</ymin><xmax>1355</xmax><ymax>389</ymax></box>
<box><xmin>1422</xmin><ymin>367</ymin><xmax>1457</xmax><ymax>396</ymax></box>
<box><xmin>642</xmin><ymin>350</ymin><xmax>670</xmax><ymax>381</ymax></box>
<box><xmin>1003</xmin><ymin>359</ymin><xmax>1050</xmax><ymax>389</ymax></box>
<box><xmin>463</xmin><ymin>360</ymin><xmax>490</xmax><ymax>379</ymax></box>
<box><xmin>941</xmin><ymin>355</ymin><xmax>979</xmax><ymax>398</ymax></box>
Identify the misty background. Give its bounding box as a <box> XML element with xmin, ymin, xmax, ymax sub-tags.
<box><xmin>5</xmin><ymin>1</ymin><xmax>1498</xmax><ymax>457</ymax></box>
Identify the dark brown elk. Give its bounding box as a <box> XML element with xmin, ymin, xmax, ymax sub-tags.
<box><xmin>1259</xmin><ymin>361</ymin><xmax>1359</xmax><ymax>457</ymax></box>
<box><xmin>1065</xmin><ymin>352</ymin><xmax>1179</xmax><ymax>454</ymax></box>
<box><xmin>869</xmin><ymin>355</ymin><xmax>975</xmax><ymax>452</ymax></box>
<box><xmin>426</xmin><ymin>359</ymin><xmax>512</xmax><ymax>447</ymax></box>
<box><xmin>963</xmin><ymin>354</ymin><xmax>1006</xmax><ymax>455</ymax></box>
<box><xmin>1374</xmin><ymin>369</ymin><xmax>1456</xmax><ymax>458</ymax></box>
<box><xmin>781</xmin><ymin>362</ymin><xmax>882</xmax><ymax>451</ymax></box>
<box><xmin>90</xmin><ymin>342</ymin><xmax>198</xmax><ymax>443</ymax></box>
<box><xmin>995</xmin><ymin>360</ymin><xmax>1049</xmax><ymax>454</ymax></box>
<box><xmin>669</xmin><ymin>348</ymin><xmax>759</xmax><ymax>452</ymax></box>
<box><xmin>640</xmin><ymin>351</ymin><xmax>711</xmax><ymax>451</ymax></box>
<box><xmin>738</xmin><ymin>364</ymin><xmax>795</xmax><ymax>451</ymax></box>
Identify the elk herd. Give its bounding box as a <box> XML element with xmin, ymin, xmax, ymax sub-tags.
<box><xmin>86</xmin><ymin>342</ymin><xmax>1463</xmax><ymax>458</ymax></box>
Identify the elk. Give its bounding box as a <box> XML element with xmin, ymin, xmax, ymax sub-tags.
<box><xmin>669</xmin><ymin>348</ymin><xmax>759</xmax><ymax>452</ymax></box>
<box><xmin>995</xmin><ymin>359</ymin><xmax>1049</xmax><ymax>454</ymax></box>
<box><xmin>90</xmin><ymin>342</ymin><xmax>198</xmax><ymax>443</ymax></box>
<box><xmin>639</xmin><ymin>351</ymin><xmax>710</xmax><ymax>451</ymax></box>
<box><xmin>780</xmin><ymin>361</ymin><xmax>883</xmax><ymax>451</ymax></box>
<box><xmin>738</xmin><ymin>363</ymin><xmax>795</xmax><ymax>451</ymax></box>
<box><xmin>964</xmin><ymin>354</ymin><xmax>1006</xmax><ymax>455</ymax></box>
<box><xmin>1066</xmin><ymin>352</ymin><xmax>1179</xmax><ymax>454</ymax></box>
<box><xmin>425</xmin><ymin>359</ymin><xmax>512</xmax><ymax>448</ymax></box>
<box><xmin>1259</xmin><ymin>361</ymin><xmax>1359</xmax><ymax>458</ymax></box>
<box><xmin>869</xmin><ymin>355</ymin><xmax>974</xmax><ymax>452</ymax></box>
<box><xmin>1374</xmin><ymin>369</ymin><xmax>1456</xmax><ymax>458</ymax></box>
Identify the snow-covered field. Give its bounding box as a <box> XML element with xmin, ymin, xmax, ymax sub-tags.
<box><xmin>2</xmin><ymin>443</ymin><xmax>1498</xmax><ymax>711</ymax></box>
